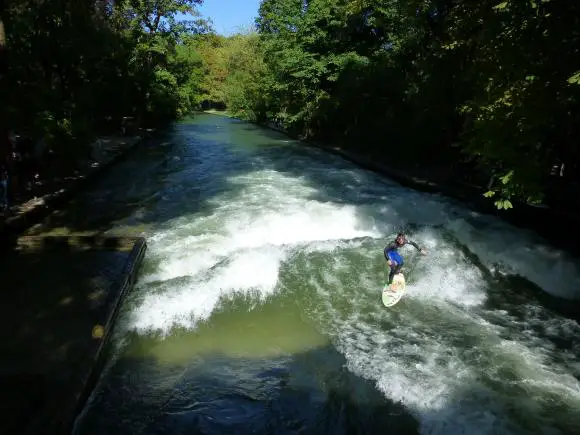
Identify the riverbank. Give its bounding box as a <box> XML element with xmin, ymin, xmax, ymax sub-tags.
<box><xmin>65</xmin><ymin>114</ymin><xmax>580</xmax><ymax>435</ymax></box>
<box><xmin>203</xmin><ymin>110</ymin><xmax>580</xmax><ymax>257</ymax></box>
<box><xmin>0</xmin><ymin>130</ymin><xmax>155</xmax><ymax>248</ymax></box>
<box><xmin>0</xmin><ymin>130</ymin><xmax>153</xmax><ymax>433</ymax></box>
<box><xmin>0</xmin><ymin>235</ymin><xmax>147</xmax><ymax>435</ymax></box>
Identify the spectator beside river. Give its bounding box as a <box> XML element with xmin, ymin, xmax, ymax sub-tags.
<box><xmin>0</xmin><ymin>163</ymin><xmax>8</xmax><ymax>210</ymax></box>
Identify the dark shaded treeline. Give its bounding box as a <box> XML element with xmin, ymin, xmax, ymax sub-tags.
<box><xmin>0</xmin><ymin>0</ymin><xmax>212</xmax><ymax>206</ymax></box>
<box><xmin>2</xmin><ymin>0</ymin><xmax>579</xmax><ymax>214</ymax></box>
<box><xmin>214</xmin><ymin>0</ymin><xmax>580</xmax><ymax>212</ymax></box>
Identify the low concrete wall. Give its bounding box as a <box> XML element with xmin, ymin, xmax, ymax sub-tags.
<box><xmin>0</xmin><ymin>235</ymin><xmax>147</xmax><ymax>435</ymax></box>
<box><xmin>64</xmin><ymin>236</ymin><xmax>148</xmax><ymax>435</ymax></box>
<box><xmin>0</xmin><ymin>133</ymin><xmax>153</xmax><ymax>248</ymax></box>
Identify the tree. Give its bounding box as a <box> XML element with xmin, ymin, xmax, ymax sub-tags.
<box><xmin>222</xmin><ymin>30</ymin><xmax>273</xmax><ymax>122</ymax></box>
<box><xmin>0</xmin><ymin>2</ymin><xmax>10</xmax><ymax>163</ymax></box>
<box><xmin>242</xmin><ymin>0</ymin><xmax>580</xmax><ymax>208</ymax></box>
<box><xmin>0</xmin><ymin>0</ymin><xmax>210</xmax><ymax>190</ymax></box>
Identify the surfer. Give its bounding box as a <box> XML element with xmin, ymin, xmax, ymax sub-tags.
<box><xmin>384</xmin><ymin>232</ymin><xmax>427</xmax><ymax>286</ymax></box>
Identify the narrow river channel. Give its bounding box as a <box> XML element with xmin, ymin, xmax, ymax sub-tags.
<box><xmin>32</xmin><ymin>114</ymin><xmax>580</xmax><ymax>434</ymax></box>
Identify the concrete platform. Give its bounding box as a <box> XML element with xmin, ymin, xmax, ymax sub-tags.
<box><xmin>0</xmin><ymin>235</ymin><xmax>147</xmax><ymax>435</ymax></box>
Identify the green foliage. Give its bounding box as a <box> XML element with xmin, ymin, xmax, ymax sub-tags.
<box><xmin>199</xmin><ymin>0</ymin><xmax>580</xmax><ymax>209</ymax></box>
<box><xmin>1</xmin><ymin>0</ymin><xmax>210</xmax><ymax>159</ymax></box>
<box><xmin>191</xmin><ymin>33</ymin><xmax>229</xmax><ymax>108</ymax></box>
<box><xmin>4</xmin><ymin>0</ymin><xmax>577</xmax><ymax>210</ymax></box>
<box><xmin>222</xmin><ymin>31</ymin><xmax>273</xmax><ymax>122</ymax></box>
<box><xmin>568</xmin><ymin>71</ymin><xmax>580</xmax><ymax>85</ymax></box>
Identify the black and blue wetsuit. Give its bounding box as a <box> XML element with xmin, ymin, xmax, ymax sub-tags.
<box><xmin>384</xmin><ymin>238</ymin><xmax>422</xmax><ymax>284</ymax></box>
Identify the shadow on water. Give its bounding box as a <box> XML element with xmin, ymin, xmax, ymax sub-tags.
<box><xmin>26</xmin><ymin>120</ymin><xmax>258</xmax><ymax>236</ymax></box>
<box><xmin>75</xmin><ymin>342</ymin><xmax>419</xmax><ymax>435</ymax></box>
<box><xmin>490</xmin><ymin>274</ymin><xmax>580</xmax><ymax>322</ymax></box>
<box><xmin>435</xmin><ymin>229</ymin><xmax>580</xmax><ymax>327</ymax></box>
<box><xmin>30</xmin><ymin>116</ymin><xmax>397</xmax><ymax>238</ymax></box>
<box><xmin>76</xmin><ymin>329</ymin><xmax>580</xmax><ymax>435</ymax></box>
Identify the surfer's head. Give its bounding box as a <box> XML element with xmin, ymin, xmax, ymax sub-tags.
<box><xmin>395</xmin><ymin>232</ymin><xmax>406</xmax><ymax>245</ymax></box>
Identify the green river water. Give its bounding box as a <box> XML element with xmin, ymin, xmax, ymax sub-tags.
<box><xmin>30</xmin><ymin>114</ymin><xmax>580</xmax><ymax>434</ymax></box>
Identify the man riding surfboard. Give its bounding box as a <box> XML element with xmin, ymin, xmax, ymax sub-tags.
<box><xmin>384</xmin><ymin>232</ymin><xmax>427</xmax><ymax>287</ymax></box>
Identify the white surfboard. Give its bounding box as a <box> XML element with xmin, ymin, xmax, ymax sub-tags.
<box><xmin>382</xmin><ymin>273</ymin><xmax>406</xmax><ymax>307</ymax></box>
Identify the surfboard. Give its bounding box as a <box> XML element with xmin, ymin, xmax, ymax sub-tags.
<box><xmin>382</xmin><ymin>273</ymin><xmax>406</xmax><ymax>307</ymax></box>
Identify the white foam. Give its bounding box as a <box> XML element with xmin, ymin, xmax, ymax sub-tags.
<box><xmin>370</xmin><ymin>189</ymin><xmax>580</xmax><ymax>300</ymax></box>
<box><xmin>325</xmin><ymin>298</ymin><xmax>580</xmax><ymax>434</ymax></box>
<box><xmin>446</xmin><ymin>217</ymin><xmax>580</xmax><ymax>299</ymax></box>
<box><xmin>297</xmin><ymin>232</ymin><xmax>580</xmax><ymax>434</ymax></box>
<box><xmin>121</xmin><ymin>140</ymin><xmax>580</xmax><ymax>433</ymax></box>
<box><xmin>399</xmin><ymin>230</ymin><xmax>487</xmax><ymax>307</ymax></box>
<box><xmin>132</xmin><ymin>247</ymin><xmax>287</xmax><ymax>333</ymax></box>
<box><xmin>130</xmin><ymin>169</ymin><xmax>383</xmax><ymax>334</ymax></box>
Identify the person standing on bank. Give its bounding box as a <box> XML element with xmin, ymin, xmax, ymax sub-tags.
<box><xmin>0</xmin><ymin>163</ymin><xmax>9</xmax><ymax>210</ymax></box>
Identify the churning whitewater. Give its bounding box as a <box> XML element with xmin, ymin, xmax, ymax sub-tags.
<box><xmin>77</xmin><ymin>116</ymin><xmax>580</xmax><ymax>435</ymax></box>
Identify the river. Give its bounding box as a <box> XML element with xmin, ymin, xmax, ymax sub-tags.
<box><xmin>30</xmin><ymin>114</ymin><xmax>580</xmax><ymax>434</ymax></box>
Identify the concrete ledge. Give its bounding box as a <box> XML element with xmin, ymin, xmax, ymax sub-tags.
<box><xmin>0</xmin><ymin>132</ymin><xmax>154</xmax><ymax>248</ymax></box>
<box><xmin>0</xmin><ymin>235</ymin><xmax>147</xmax><ymax>435</ymax></box>
<box><xmin>64</xmin><ymin>236</ymin><xmax>147</xmax><ymax>435</ymax></box>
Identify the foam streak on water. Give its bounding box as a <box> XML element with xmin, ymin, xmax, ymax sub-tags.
<box><xmin>116</xmin><ymin>119</ymin><xmax>580</xmax><ymax>434</ymax></box>
<box><xmin>130</xmin><ymin>169</ymin><xmax>381</xmax><ymax>334</ymax></box>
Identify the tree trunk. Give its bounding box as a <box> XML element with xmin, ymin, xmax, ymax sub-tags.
<box><xmin>0</xmin><ymin>6</ymin><xmax>12</xmax><ymax>164</ymax></box>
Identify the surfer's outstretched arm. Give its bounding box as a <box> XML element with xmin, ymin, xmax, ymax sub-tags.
<box><xmin>408</xmin><ymin>239</ymin><xmax>427</xmax><ymax>254</ymax></box>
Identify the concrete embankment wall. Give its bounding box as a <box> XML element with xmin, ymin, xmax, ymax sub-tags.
<box><xmin>0</xmin><ymin>133</ymin><xmax>153</xmax><ymax>249</ymax></box>
<box><xmin>0</xmin><ymin>132</ymin><xmax>154</xmax><ymax>434</ymax></box>
<box><xmin>0</xmin><ymin>235</ymin><xmax>147</xmax><ymax>435</ymax></box>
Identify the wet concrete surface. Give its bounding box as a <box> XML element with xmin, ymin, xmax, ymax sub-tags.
<box><xmin>0</xmin><ymin>235</ymin><xmax>146</xmax><ymax>435</ymax></box>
